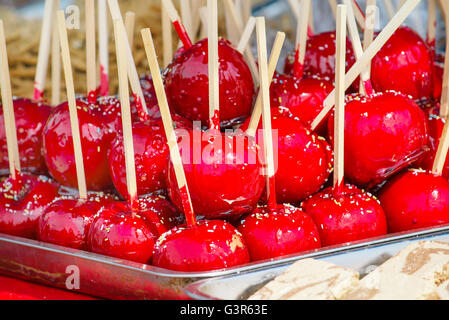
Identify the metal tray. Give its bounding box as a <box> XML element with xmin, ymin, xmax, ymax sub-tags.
<box><xmin>184</xmin><ymin>225</ymin><xmax>449</xmax><ymax>300</ymax></box>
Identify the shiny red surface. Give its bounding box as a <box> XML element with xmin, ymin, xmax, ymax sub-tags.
<box><xmin>152</xmin><ymin>220</ymin><xmax>250</xmax><ymax>272</ymax></box>
<box><xmin>328</xmin><ymin>92</ymin><xmax>429</xmax><ymax>188</ymax></box>
<box><xmin>108</xmin><ymin>120</ymin><xmax>169</xmax><ymax>199</ymax></box>
<box><xmin>37</xmin><ymin>193</ymin><xmax>118</xmax><ymax>250</ymax></box>
<box><xmin>236</xmin><ymin>204</ymin><xmax>321</xmax><ymax>262</ymax></box>
<box><xmin>284</xmin><ymin>31</ymin><xmax>356</xmax><ymax>83</ymax></box>
<box><xmin>302</xmin><ymin>184</ymin><xmax>388</xmax><ymax>247</ymax></box>
<box><xmin>87</xmin><ymin>201</ymin><xmax>159</xmax><ymax>264</ymax></box>
<box><xmin>242</xmin><ymin>114</ymin><xmax>333</xmax><ymax>204</ymax></box>
<box><xmin>138</xmin><ymin>74</ymin><xmax>162</xmax><ymax>120</ymax></box>
<box><xmin>432</xmin><ymin>59</ymin><xmax>443</xmax><ymax>102</ymax></box>
<box><xmin>0</xmin><ymin>98</ymin><xmax>52</xmax><ymax>175</ymax></box>
<box><xmin>164</xmin><ymin>38</ymin><xmax>255</xmax><ymax>127</ymax></box>
<box><xmin>0</xmin><ymin>173</ymin><xmax>60</xmax><ymax>239</ymax></box>
<box><xmin>166</xmin><ymin>129</ymin><xmax>265</xmax><ymax>221</ymax></box>
<box><xmin>379</xmin><ymin>170</ymin><xmax>449</xmax><ymax>233</ymax></box>
<box><xmin>371</xmin><ymin>27</ymin><xmax>434</xmax><ymax>101</ymax></box>
<box><xmin>42</xmin><ymin>96</ymin><xmax>122</xmax><ymax>191</ymax></box>
<box><xmin>270</xmin><ymin>74</ymin><xmax>334</xmax><ymax>134</ymax></box>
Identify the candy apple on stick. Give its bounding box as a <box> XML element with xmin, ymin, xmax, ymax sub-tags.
<box><xmin>302</xmin><ymin>6</ymin><xmax>387</xmax><ymax>247</ymax></box>
<box><xmin>142</xmin><ymin>26</ymin><xmax>250</xmax><ymax>272</ymax></box>
<box><xmin>38</xmin><ymin>11</ymin><xmax>119</xmax><ymax>250</ymax></box>
<box><xmin>0</xmin><ymin>20</ymin><xmax>59</xmax><ymax>239</ymax></box>
<box><xmin>237</xmin><ymin>17</ymin><xmax>321</xmax><ymax>262</ymax></box>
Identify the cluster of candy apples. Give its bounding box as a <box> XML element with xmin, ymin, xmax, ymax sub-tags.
<box><xmin>0</xmin><ymin>6</ymin><xmax>448</xmax><ymax>274</ymax></box>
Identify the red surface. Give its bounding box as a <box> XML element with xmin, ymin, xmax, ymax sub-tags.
<box><xmin>0</xmin><ymin>275</ymin><xmax>97</xmax><ymax>300</ymax></box>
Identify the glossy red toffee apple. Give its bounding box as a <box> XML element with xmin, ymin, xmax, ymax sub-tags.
<box><xmin>242</xmin><ymin>113</ymin><xmax>333</xmax><ymax>204</ymax></box>
<box><xmin>370</xmin><ymin>27</ymin><xmax>434</xmax><ymax>101</ymax></box>
<box><xmin>166</xmin><ymin>128</ymin><xmax>265</xmax><ymax>221</ymax></box>
<box><xmin>270</xmin><ymin>73</ymin><xmax>334</xmax><ymax>134</ymax></box>
<box><xmin>284</xmin><ymin>31</ymin><xmax>356</xmax><ymax>83</ymax></box>
<box><xmin>164</xmin><ymin>38</ymin><xmax>255</xmax><ymax>127</ymax></box>
<box><xmin>152</xmin><ymin>219</ymin><xmax>250</xmax><ymax>272</ymax></box>
<box><xmin>0</xmin><ymin>173</ymin><xmax>60</xmax><ymax>239</ymax></box>
<box><xmin>43</xmin><ymin>96</ymin><xmax>122</xmax><ymax>191</ymax></box>
<box><xmin>301</xmin><ymin>184</ymin><xmax>388</xmax><ymax>247</ymax></box>
<box><xmin>379</xmin><ymin>169</ymin><xmax>449</xmax><ymax>233</ymax></box>
<box><xmin>236</xmin><ymin>204</ymin><xmax>321</xmax><ymax>261</ymax></box>
<box><xmin>0</xmin><ymin>98</ymin><xmax>52</xmax><ymax>175</ymax></box>
<box><xmin>328</xmin><ymin>91</ymin><xmax>429</xmax><ymax>188</ymax></box>
<box><xmin>37</xmin><ymin>192</ymin><xmax>118</xmax><ymax>250</ymax></box>
<box><xmin>135</xmin><ymin>74</ymin><xmax>161</xmax><ymax>120</ymax></box>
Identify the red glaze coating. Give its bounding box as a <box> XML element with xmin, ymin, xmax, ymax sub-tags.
<box><xmin>152</xmin><ymin>220</ymin><xmax>250</xmax><ymax>272</ymax></box>
<box><xmin>371</xmin><ymin>27</ymin><xmax>434</xmax><ymax>101</ymax></box>
<box><xmin>432</xmin><ymin>59</ymin><xmax>443</xmax><ymax>102</ymax></box>
<box><xmin>301</xmin><ymin>184</ymin><xmax>388</xmax><ymax>247</ymax></box>
<box><xmin>284</xmin><ymin>31</ymin><xmax>356</xmax><ymax>83</ymax></box>
<box><xmin>379</xmin><ymin>169</ymin><xmax>449</xmax><ymax>233</ymax></box>
<box><xmin>88</xmin><ymin>201</ymin><xmax>159</xmax><ymax>264</ymax></box>
<box><xmin>236</xmin><ymin>204</ymin><xmax>321</xmax><ymax>262</ymax></box>
<box><xmin>138</xmin><ymin>74</ymin><xmax>161</xmax><ymax>120</ymax></box>
<box><xmin>0</xmin><ymin>174</ymin><xmax>60</xmax><ymax>239</ymax></box>
<box><xmin>164</xmin><ymin>38</ymin><xmax>255</xmax><ymax>127</ymax></box>
<box><xmin>328</xmin><ymin>91</ymin><xmax>429</xmax><ymax>188</ymax></box>
<box><xmin>37</xmin><ymin>193</ymin><xmax>119</xmax><ymax>250</ymax></box>
<box><xmin>166</xmin><ymin>129</ymin><xmax>265</xmax><ymax>221</ymax></box>
<box><xmin>241</xmin><ymin>113</ymin><xmax>333</xmax><ymax>204</ymax></box>
<box><xmin>0</xmin><ymin>98</ymin><xmax>52</xmax><ymax>175</ymax></box>
<box><xmin>42</xmin><ymin>96</ymin><xmax>122</xmax><ymax>191</ymax></box>
<box><xmin>270</xmin><ymin>74</ymin><xmax>334</xmax><ymax>134</ymax></box>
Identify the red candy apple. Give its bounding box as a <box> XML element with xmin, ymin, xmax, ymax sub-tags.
<box><xmin>284</xmin><ymin>31</ymin><xmax>356</xmax><ymax>83</ymax></box>
<box><xmin>328</xmin><ymin>91</ymin><xmax>429</xmax><ymax>188</ymax></box>
<box><xmin>236</xmin><ymin>204</ymin><xmax>321</xmax><ymax>261</ymax></box>
<box><xmin>152</xmin><ymin>219</ymin><xmax>250</xmax><ymax>272</ymax></box>
<box><xmin>0</xmin><ymin>98</ymin><xmax>52</xmax><ymax>175</ymax></box>
<box><xmin>302</xmin><ymin>184</ymin><xmax>388</xmax><ymax>247</ymax></box>
<box><xmin>379</xmin><ymin>169</ymin><xmax>449</xmax><ymax>233</ymax></box>
<box><xmin>166</xmin><ymin>128</ymin><xmax>265</xmax><ymax>221</ymax></box>
<box><xmin>370</xmin><ymin>27</ymin><xmax>434</xmax><ymax>101</ymax></box>
<box><xmin>0</xmin><ymin>173</ymin><xmax>60</xmax><ymax>239</ymax></box>
<box><xmin>43</xmin><ymin>96</ymin><xmax>122</xmax><ymax>191</ymax></box>
<box><xmin>164</xmin><ymin>38</ymin><xmax>255</xmax><ymax>127</ymax></box>
<box><xmin>37</xmin><ymin>192</ymin><xmax>118</xmax><ymax>250</ymax></box>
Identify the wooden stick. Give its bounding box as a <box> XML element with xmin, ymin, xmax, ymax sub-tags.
<box><xmin>383</xmin><ymin>0</ymin><xmax>396</xmax><ymax>19</ymax></box>
<box><xmin>439</xmin><ymin>0</ymin><xmax>449</xmax><ymax>118</ymax></box>
<box><xmin>223</xmin><ymin>0</ymin><xmax>259</xmax><ymax>83</ymax></box>
<box><xmin>180</xmin><ymin>0</ymin><xmax>193</xmax><ymax>42</ymax></box>
<box><xmin>310</xmin><ymin>0</ymin><xmax>422</xmax><ymax>131</ymax></box>
<box><xmin>398</xmin><ymin>0</ymin><xmax>407</xmax><ymax>10</ymax></box>
<box><xmin>51</xmin><ymin>0</ymin><xmax>61</xmax><ymax>106</ymax></box>
<box><xmin>351</xmin><ymin>0</ymin><xmax>366</xmax><ymax>29</ymax></box>
<box><xmin>125</xmin><ymin>12</ymin><xmax>136</xmax><ymax>50</ymax></box>
<box><xmin>208</xmin><ymin>0</ymin><xmax>220</xmax><ymax>131</ymax></box>
<box><xmin>256</xmin><ymin>17</ymin><xmax>277</xmax><ymax>210</ymax></box>
<box><xmin>108</xmin><ymin>0</ymin><xmax>149</xmax><ymax>120</ymax></box>
<box><xmin>113</xmin><ymin>19</ymin><xmax>138</xmax><ymax>209</ymax></box>
<box><xmin>288</xmin><ymin>0</ymin><xmax>314</xmax><ymax>37</ymax></box>
<box><xmin>309</xmin><ymin>0</ymin><xmax>315</xmax><ymax>34</ymax></box>
<box><xmin>334</xmin><ymin>4</ymin><xmax>347</xmax><ymax>191</ymax></box>
<box><xmin>0</xmin><ymin>20</ymin><xmax>21</xmax><ymax>181</ymax></box>
<box><xmin>162</xmin><ymin>3</ymin><xmax>173</xmax><ymax>68</ymax></box>
<box><xmin>237</xmin><ymin>16</ymin><xmax>256</xmax><ymax>54</ymax></box>
<box><xmin>361</xmin><ymin>0</ymin><xmax>376</xmax><ymax>85</ymax></box>
<box><xmin>241</xmin><ymin>0</ymin><xmax>252</xmax><ymax>24</ymax></box>
<box><xmin>246</xmin><ymin>32</ymin><xmax>286</xmax><ymax>137</ymax></box>
<box><xmin>161</xmin><ymin>0</ymin><xmax>193</xmax><ymax>49</ymax></box>
<box><xmin>294</xmin><ymin>0</ymin><xmax>311</xmax><ymax>79</ymax></box>
<box><xmin>34</xmin><ymin>0</ymin><xmax>56</xmax><ymax>101</ymax></box>
<box><xmin>343</xmin><ymin>0</ymin><xmax>374</xmax><ymax>96</ymax></box>
<box><xmin>56</xmin><ymin>10</ymin><xmax>87</xmax><ymax>200</ymax></box>
<box><xmin>199</xmin><ymin>6</ymin><xmax>208</xmax><ymax>40</ymax></box>
<box><xmin>427</xmin><ymin>0</ymin><xmax>437</xmax><ymax>52</ymax></box>
<box><xmin>141</xmin><ymin>27</ymin><xmax>196</xmax><ymax>226</ymax></box>
<box><xmin>98</xmin><ymin>0</ymin><xmax>109</xmax><ymax>96</ymax></box>
<box><xmin>328</xmin><ymin>0</ymin><xmax>338</xmax><ymax>19</ymax></box>
<box><xmin>85</xmin><ymin>0</ymin><xmax>97</xmax><ymax>100</ymax></box>
<box><xmin>190</xmin><ymin>0</ymin><xmax>204</xmax><ymax>40</ymax></box>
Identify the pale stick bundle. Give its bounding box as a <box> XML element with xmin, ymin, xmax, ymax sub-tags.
<box><xmin>310</xmin><ymin>0</ymin><xmax>423</xmax><ymax>131</ymax></box>
<box><xmin>246</xmin><ymin>32</ymin><xmax>286</xmax><ymax>137</ymax></box>
<box><xmin>98</xmin><ymin>0</ymin><xmax>109</xmax><ymax>96</ymax></box>
<box><xmin>161</xmin><ymin>0</ymin><xmax>193</xmax><ymax>48</ymax></box>
<box><xmin>361</xmin><ymin>0</ymin><xmax>377</xmax><ymax>92</ymax></box>
<box><xmin>141</xmin><ymin>27</ymin><xmax>196</xmax><ymax>226</ymax></box>
<box><xmin>85</xmin><ymin>0</ymin><xmax>96</xmax><ymax>100</ymax></box>
<box><xmin>56</xmin><ymin>10</ymin><xmax>88</xmax><ymax>200</ymax></box>
<box><xmin>51</xmin><ymin>0</ymin><xmax>61</xmax><ymax>106</ymax></box>
<box><xmin>255</xmin><ymin>16</ymin><xmax>277</xmax><ymax>209</ymax></box>
<box><xmin>237</xmin><ymin>17</ymin><xmax>256</xmax><ymax>54</ymax></box>
<box><xmin>208</xmin><ymin>0</ymin><xmax>220</xmax><ymax>131</ymax></box>
<box><xmin>0</xmin><ymin>20</ymin><xmax>21</xmax><ymax>182</ymax></box>
<box><xmin>334</xmin><ymin>4</ymin><xmax>348</xmax><ymax>192</ymax></box>
<box><xmin>162</xmin><ymin>2</ymin><xmax>173</xmax><ymax>67</ymax></box>
<box><xmin>113</xmin><ymin>19</ymin><xmax>138</xmax><ymax>210</ymax></box>
<box><xmin>439</xmin><ymin>0</ymin><xmax>449</xmax><ymax>119</ymax></box>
